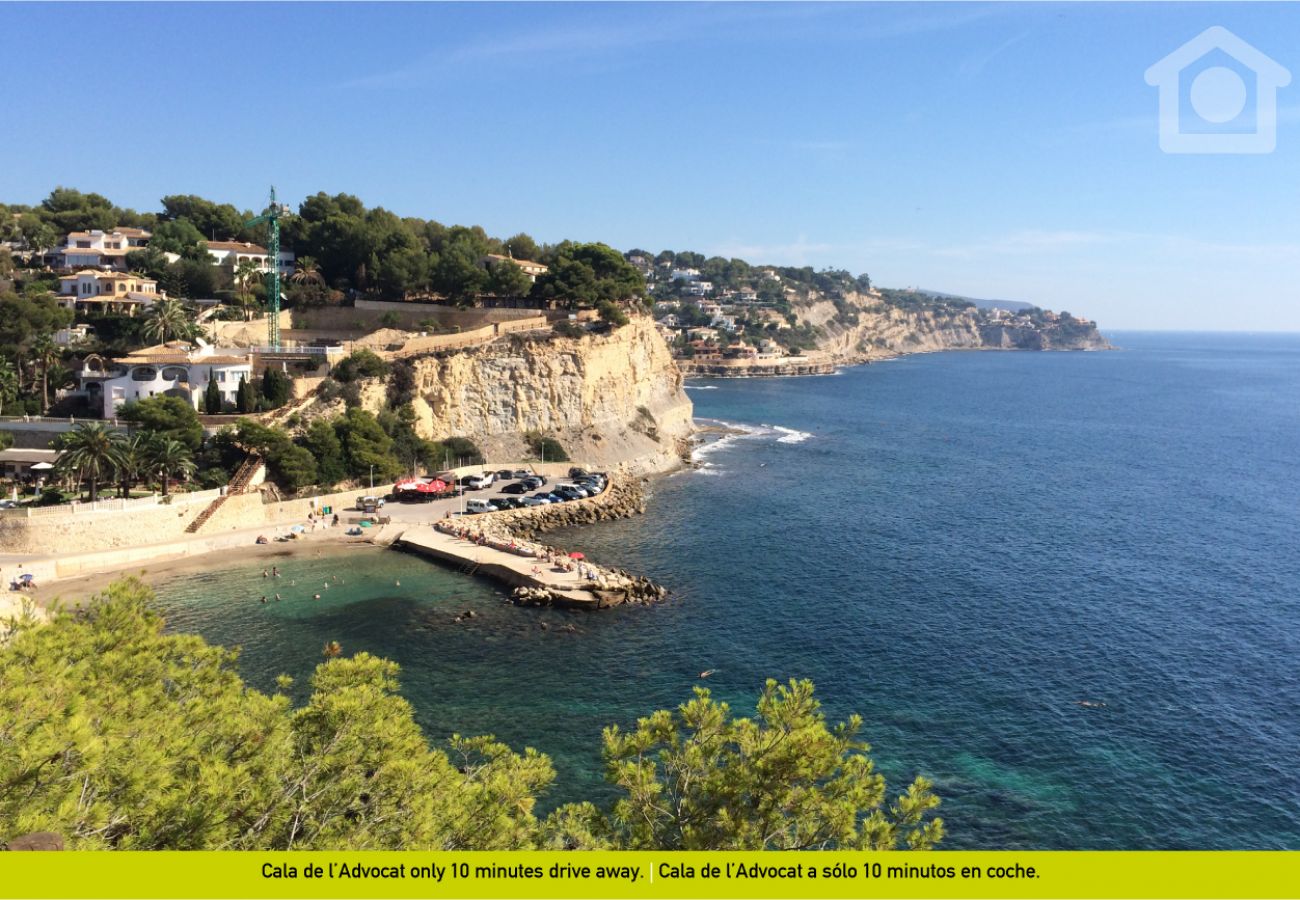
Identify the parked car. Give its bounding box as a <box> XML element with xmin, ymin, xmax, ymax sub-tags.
<box><xmin>495</xmin><ymin>469</ymin><xmax>514</xmax><ymax>480</ymax></box>
<box><xmin>533</xmin><ymin>474</ymin><xmax>549</xmax><ymax>485</ymax></box>
<box><xmin>500</xmin><ymin>482</ymin><xmax>528</xmax><ymax>494</ymax></box>
<box><xmin>488</xmin><ymin>498</ymin><xmax>515</xmax><ymax>511</ymax></box>
<box><xmin>355</xmin><ymin>494</ymin><xmax>386</xmax><ymax>511</ymax></box>
<box><xmin>511</xmin><ymin>469</ymin><xmax>532</xmax><ymax>480</ymax></box>
<box><xmin>554</xmin><ymin>487</ymin><xmax>583</xmax><ymax>501</ymax></box>
<box><xmin>568</xmin><ymin>467</ymin><xmax>589</xmax><ymax>478</ymax></box>
<box><xmin>465</xmin><ymin>498</ymin><xmax>496</xmax><ymax>514</ymax></box>
<box><xmin>467</xmin><ymin>474</ymin><xmax>494</xmax><ymax>490</ymax></box>
<box><xmin>522</xmin><ymin>496</ymin><xmax>549</xmax><ymax>507</ymax></box>
<box><xmin>520</xmin><ymin>478</ymin><xmax>542</xmax><ymax>490</ymax></box>
<box><xmin>531</xmin><ymin>492</ymin><xmax>558</xmax><ymax>503</ymax></box>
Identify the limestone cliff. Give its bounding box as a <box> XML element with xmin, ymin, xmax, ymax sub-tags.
<box><xmin>301</xmin><ymin>316</ymin><xmax>693</xmax><ymax>475</ymax></box>
<box><xmin>795</xmin><ymin>291</ymin><xmax>1110</xmax><ymax>364</ymax></box>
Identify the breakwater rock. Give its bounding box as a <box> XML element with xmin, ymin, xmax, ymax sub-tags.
<box><xmin>489</xmin><ymin>478</ymin><xmax>649</xmax><ymax>540</ymax></box>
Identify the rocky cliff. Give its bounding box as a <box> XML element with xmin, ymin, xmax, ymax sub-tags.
<box><xmin>794</xmin><ymin>291</ymin><xmax>1110</xmax><ymax>364</ymax></box>
<box><xmin>303</xmin><ymin>316</ymin><xmax>694</xmax><ymax>475</ymax></box>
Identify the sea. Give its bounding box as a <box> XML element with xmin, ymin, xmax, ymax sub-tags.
<box><xmin>153</xmin><ymin>331</ymin><xmax>1300</xmax><ymax>849</ymax></box>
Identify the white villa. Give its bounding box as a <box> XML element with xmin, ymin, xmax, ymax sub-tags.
<box><xmin>205</xmin><ymin>240</ymin><xmax>294</xmax><ymax>276</ymax></box>
<box><xmin>80</xmin><ymin>341</ymin><xmax>253</xmax><ymax>418</ymax></box>
<box><xmin>58</xmin><ymin>271</ymin><xmax>161</xmax><ymax>315</ymax></box>
<box><xmin>54</xmin><ymin>227</ymin><xmax>151</xmax><ymax>271</ymax></box>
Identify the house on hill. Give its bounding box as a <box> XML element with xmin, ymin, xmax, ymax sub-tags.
<box><xmin>205</xmin><ymin>241</ymin><xmax>294</xmax><ymax>276</ymax></box>
<box><xmin>79</xmin><ymin>341</ymin><xmax>253</xmax><ymax>418</ymax></box>
<box><xmin>52</xmin><ymin>228</ymin><xmax>151</xmax><ymax>271</ymax></box>
<box><xmin>483</xmin><ymin>253</ymin><xmax>549</xmax><ymax>282</ymax></box>
<box><xmin>57</xmin><ymin>271</ymin><xmax>161</xmax><ymax>315</ymax></box>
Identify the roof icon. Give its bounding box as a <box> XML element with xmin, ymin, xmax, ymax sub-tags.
<box><xmin>1144</xmin><ymin>26</ymin><xmax>1291</xmax><ymax>154</ymax></box>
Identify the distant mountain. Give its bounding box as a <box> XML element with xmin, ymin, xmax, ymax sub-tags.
<box><xmin>916</xmin><ymin>289</ymin><xmax>1034</xmax><ymax>313</ymax></box>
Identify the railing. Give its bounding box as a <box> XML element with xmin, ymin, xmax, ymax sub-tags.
<box><xmin>244</xmin><ymin>345</ymin><xmax>343</xmax><ymax>356</ymax></box>
<box><xmin>1</xmin><ymin>487</ymin><xmax>225</xmax><ymax>519</ymax></box>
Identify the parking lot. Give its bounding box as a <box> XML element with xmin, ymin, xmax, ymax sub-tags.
<box><xmin>348</xmin><ymin>468</ymin><xmax>608</xmax><ymax>528</ymax></box>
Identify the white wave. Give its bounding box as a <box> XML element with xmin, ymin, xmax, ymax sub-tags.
<box><xmin>685</xmin><ymin>384</ymin><xmax>719</xmax><ymax>390</ymax></box>
<box><xmin>772</xmin><ymin>426</ymin><xmax>814</xmax><ymax>444</ymax></box>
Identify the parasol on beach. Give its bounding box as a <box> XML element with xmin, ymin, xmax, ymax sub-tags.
<box><xmin>19</xmin><ymin>573</ymin><xmax>34</xmax><ymax>582</ymax></box>
<box><xmin>568</xmin><ymin>552</ymin><xmax>585</xmax><ymax>560</ymax></box>
<box><xmin>394</xmin><ymin>479</ymin><xmax>421</xmax><ymax>491</ymax></box>
<box><xmin>290</xmin><ymin>524</ymin><xmax>306</xmax><ymax>534</ymax></box>
<box><xmin>414</xmin><ymin>479</ymin><xmax>445</xmax><ymax>493</ymax></box>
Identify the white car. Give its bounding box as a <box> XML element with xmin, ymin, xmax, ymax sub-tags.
<box><xmin>465</xmin><ymin>498</ymin><xmax>497</xmax><ymax>514</ymax></box>
<box><xmin>467</xmin><ymin>474</ymin><xmax>494</xmax><ymax>490</ymax></box>
<box><xmin>522</xmin><ymin>496</ymin><xmax>550</xmax><ymax>507</ymax></box>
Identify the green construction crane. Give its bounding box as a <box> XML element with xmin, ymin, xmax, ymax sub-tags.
<box><xmin>244</xmin><ymin>186</ymin><xmax>292</xmax><ymax>349</ymax></box>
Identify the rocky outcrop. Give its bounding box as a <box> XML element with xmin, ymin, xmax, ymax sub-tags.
<box><xmin>299</xmin><ymin>316</ymin><xmax>693</xmax><ymax>475</ymax></box>
<box><xmin>802</xmin><ymin>292</ymin><xmax>1109</xmax><ymax>366</ymax></box>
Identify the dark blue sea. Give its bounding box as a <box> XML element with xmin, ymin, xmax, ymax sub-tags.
<box><xmin>154</xmin><ymin>332</ymin><xmax>1300</xmax><ymax>849</ymax></box>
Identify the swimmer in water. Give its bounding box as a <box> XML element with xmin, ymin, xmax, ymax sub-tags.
<box><xmin>1077</xmin><ymin>700</ymin><xmax>1107</xmax><ymax>708</ymax></box>
<box><xmin>274</xmin><ymin>593</ymin><xmax>281</xmax><ymax>601</ymax></box>
<box><xmin>262</xmin><ymin>569</ymin><xmax>269</xmax><ymax>578</ymax></box>
<box><xmin>700</xmin><ymin>669</ymin><xmax>718</xmax><ymax>678</ymax></box>
<box><xmin>313</xmin><ymin>593</ymin><xmax>321</xmax><ymax>600</ymax></box>
<box><xmin>273</xmin><ymin>567</ymin><xmax>280</xmax><ymax>577</ymax></box>
<box><xmin>259</xmin><ymin>596</ymin><xmax>267</xmax><ymax>604</ymax></box>
<box><xmin>395</xmin><ymin>580</ymin><xmax>401</xmax><ymax>587</ymax></box>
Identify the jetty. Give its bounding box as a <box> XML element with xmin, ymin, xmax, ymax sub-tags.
<box><xmin>396</xmin><ymin>477</ymin><xmax>667</xmax><ymax>610</ymax></box>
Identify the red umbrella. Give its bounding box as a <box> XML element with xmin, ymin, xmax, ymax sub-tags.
<box><xmin>414</xmin><ymin>479</ymin><xmax>446</xmax><ymax>493</ymax></box>
<box><xmin>394</xmin><ymin>479</ymin><xmax>421</xmax><ymax>491</ymax></box>
<box><xmin>568</xmin><ymin>552</ymin><xmax>585</xmax><ymax>560</ymax></box>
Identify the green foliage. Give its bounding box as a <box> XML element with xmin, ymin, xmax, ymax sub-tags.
<box><xmin>544</xmin><ymin>679</ymin><xmax>944</xmax><ymax>851</ymax></box>
<box><xmin>117</xmin><ymin>395</ymin><xmax>204</xmax><ymax>451</ymax></box>
<box><xmin>523</xmin><ymin>431</ymin><xmax>569</xmax><ymax>463</ymax></box>
<box><xmin>259</xmin><ymin>367</ymin><xmax>292</xmax><ymax>409</ymax></box>
<box><xmin>553</xmin><ymin>320</ymin><xmax>585</xmax><ymax>339</ymax></box>
<box><xmin>148</xmin><ymin>219</ymin><xmax>208</xmax><ymax>259</ymax></box>
<box><xmin>532</xmin><ymin>242</ymin><xmax>644</xmax><ymax>308</ymax></box>
<box><xmin>203</xmin><ymin>371</ymin><xmax>222</xmax><ymax>414</ymax></box>
<box><xmin>233</xmin><ymin>420</ymin><xmax>315</xmax><ymax>492</ymax></box>
<box><xmin>331</xmin><ymin>349</ymin><xmax>389</xmax><ymax>383</ymax></box>
<box><xmin>0</xmin><ymin>579</ymin><xmax>554</xmax><ymax>849</ymax></box>
<box><xmin>301</xmin><ymin>418</ymin><xmax>346</xmax><ymax>487</ymax></box>
<box><xmin>54</xmin><ymin>422</ymin><xmax>124</xmax><ymax>502</ymax></box>
<box><xmin>0</xmin><ymin>592</ymin><xmax>943</xmax><ymax>852</ymax></box>
<box><xmin>146</xmin><ymin>436</ymin><xmax>197</xmax><ymax>496</ymax></box>
<box><xmin>235</xmin><ymin>374</ymin><xmax>256</xmax><ymax>414</ymax></box>
<box><xmin>428</xmin><ymin>435</ymin><xmax>484</xmax><ymax>468</ymax></box>
<box><xmin>597</xmin><ymin>300</ymin><xmax>630</xmax><ymax>328</ymax></box>
<box><xmin>378</xmin><ymin>405</ymin><xmax>437</xmax><ymax>473</ymax></box>
<box><xmin>486</xmin><ymin>256</ymin><xmax>533</xmax><ymax>298</ymax></box>
<box><xmin>334</xmin><ymin>407</ymin><xmax>400</xmax><ymax>481</ymax></box>
<box><xmin>140</xmin><ymin>297</ymin><xmax>199</xmax><ymax>344</ymax></box>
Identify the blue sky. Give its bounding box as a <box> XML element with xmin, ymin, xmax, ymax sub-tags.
<box><xmin>2</xmin><ymin>2</ymin><xmax>1298</xmax><ymax>330</ymax></box>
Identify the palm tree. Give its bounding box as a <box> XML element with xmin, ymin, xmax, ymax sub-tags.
<box><xmin>55</xmin><ymin>423</ymin><xmax>125</xmax><ymax>502</ymax></box>
<box><xmin>115</xmin><ymin>433</ymin><xmax>150</xmax><ymax>499</ymax></box>
<box><xmin>30</xmin><ymin>334</ymin><xmax>58</xmax><ymax>414</ymax></box>
<box><xmin>0</xmin><ymin>357</ymin><xmax>17</xmax><ymax>416</ymax></box>
<box><xmin>148</xmin><ymin>437</ymin><xmax>196</xmax><ymax>497</ymax></box>
<box><xmin>234</xmin><ymin>259</ymin><xmax>262</xmax><ymax>321</ymax></box>
<box><xmin>141</xmin><ymin>297</ymin><xmax>197</xmax><ymax>344</ymax></box>
<box><xmin>290</xmin><ymin>257</ymin><xmax>324</xmax><ymax>287</ymax></box>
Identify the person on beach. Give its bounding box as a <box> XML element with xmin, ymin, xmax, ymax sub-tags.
<box><xmin>332</xmin><ymin>513</ymin><xmax>339</xmax><ymax>526</ymax></box>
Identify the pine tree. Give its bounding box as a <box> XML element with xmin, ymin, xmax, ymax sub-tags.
<box><xmin>235</xmin><ymin>374</ymin><xmax>254</xmax><ymax>414</ymax></box>
<box><xmin>204</xmin><ymin>369</ymin><xmax>222</xmax><ymax>414</ymax></box>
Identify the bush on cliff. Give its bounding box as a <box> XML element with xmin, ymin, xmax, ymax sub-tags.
<box><xmin>0</xmin><ymin>579</ymin><xmax>943</xmax><ymax>851</ymax></box>
<box><xmin>331</xmin><ymin>349</ymin><xmax>389</xmax><ymax>383</ymax></box>
<box><xmin>524</xmin><ymin>430</ymin><xmax>569</xmax><ymax>462</ymax></box>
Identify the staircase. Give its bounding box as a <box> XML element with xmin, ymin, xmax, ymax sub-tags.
<box><xmin>185</xmin><ymin>453</ymin><xmax>264</xmax><ymax>534</ymax></box>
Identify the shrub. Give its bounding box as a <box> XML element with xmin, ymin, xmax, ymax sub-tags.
<box><xmin>332</xmin><ymin>349</ymin><xmax>389</xmax><ymax>383</ymax></box>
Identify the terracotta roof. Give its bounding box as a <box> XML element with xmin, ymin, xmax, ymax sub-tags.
<box><xmin>486</xmin><ymin>253</ymin><xmax>547</xmax><ymax>270</ymax></box>
<box><xmin>207</xmin><ymin>241</ymin><xmax>268</xmax><ymax>254</ymax></box>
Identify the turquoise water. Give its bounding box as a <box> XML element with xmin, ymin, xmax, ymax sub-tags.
<box><xmin>153</xmin><ymin>332</ymin><xmax>1300</xmax><ymax>849</ymax></box>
